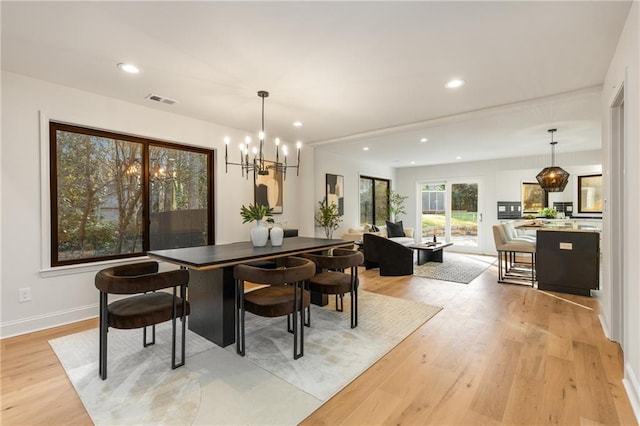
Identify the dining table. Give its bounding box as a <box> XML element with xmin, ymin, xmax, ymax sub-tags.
<box><xmin>147</xmin><ymin>237</ymin><xmax>352</xmax><ymax>347</ymax></box>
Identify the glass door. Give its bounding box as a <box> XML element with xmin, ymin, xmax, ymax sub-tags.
<box><xmin>419</xmin><ymin>179</ymin><xmax>482</xmax><ymax>253</ymax></box>
<box><xmin>449</xmin><ymin>181</ymin><xmax>480</xmax><ymax>249</ymax></box>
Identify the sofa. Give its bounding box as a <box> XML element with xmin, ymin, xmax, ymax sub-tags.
<box><xmin>341</xmin><ymin>225</ymin><xmax>415</xmax><ymax>246</ymax></box>
<box><xmin>362</xmin><ymin>233</ymin><xmax>414</xmax><ymax>276</ymax></box>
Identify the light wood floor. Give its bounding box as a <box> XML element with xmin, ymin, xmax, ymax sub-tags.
<box><xmin>1</xmin><ymin>261</ymin><xmax>637</xmax><ymax>425</ymax></box>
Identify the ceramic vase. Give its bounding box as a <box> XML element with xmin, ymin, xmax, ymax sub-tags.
<box><xmin>270</xmin><ymin>224</ymin><xmax>284</xmax><ymax>246</ymax></box>
<box><xmin>250</xmin><ymin>220</ymin><xmax>269</xmax><ymax>247</ymax></box>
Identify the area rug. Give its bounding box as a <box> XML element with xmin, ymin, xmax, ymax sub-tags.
<box><xmin>49</xmin><ymin>291</ymin><xmax>441</xmax><ymax>425</ymax></box>
<box><xmin>413</xmin><ymin>252</ymin><xmax>497</xmax><ymax>284</ymax></box>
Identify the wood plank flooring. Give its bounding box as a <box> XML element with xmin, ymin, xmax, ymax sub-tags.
<box><xmin>1</xmin><ymin>260</ymin><xmax>637</xmax><ymax>425</ymax></box>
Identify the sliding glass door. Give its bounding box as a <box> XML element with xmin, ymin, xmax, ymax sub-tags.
<box><xmin>419</xmin><ymin>178</ymin><xmax>482</xmax><ymax>253</ymax></box>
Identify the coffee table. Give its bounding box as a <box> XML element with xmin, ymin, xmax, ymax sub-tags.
<box><xmin>409</xmin><ymin>241</ymin><xmax>453</xmax><ymax>265</ymax></box>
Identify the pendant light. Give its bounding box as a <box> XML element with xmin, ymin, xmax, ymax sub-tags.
<box><xmin>536</xmin><ymin>128</ymin><xmax>569</xmax><ymax>192</ymax></box>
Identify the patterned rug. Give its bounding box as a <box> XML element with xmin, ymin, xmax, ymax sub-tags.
<box><xmin>50</xmin><ymin>291</ymin><xmax>441</xmax><ymax>425</ymax></box>
<box><xmin>414</xmin><ymin>252</ymin><xmax>497</xmax><ymax>284</ymax></box>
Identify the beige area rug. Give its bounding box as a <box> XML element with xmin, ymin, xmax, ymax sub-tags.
<box><xmin>414</xmin><ymin>252</ymin><xmax>497</xmax><ymax>284</ymax></box>
<box><xmin>50</xmin><ymin>291</ymin><xmax>441</xmax><ymax>425</ymax></box>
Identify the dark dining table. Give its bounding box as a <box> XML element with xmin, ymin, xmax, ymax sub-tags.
<box><xmin>147</xmin><ymin>237</ymin><xmax>351</xmax><ymax>347</ymax></box>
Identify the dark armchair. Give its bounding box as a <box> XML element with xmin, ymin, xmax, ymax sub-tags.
<box><xmin>363</xmin><ymin>233</ymin><xmax>414</xmax><ymax>276</ymax></box>
<box><xmin>95</xmin><ymin>261</ymin><xmax>190</xmax><ymax>380</ymax></box>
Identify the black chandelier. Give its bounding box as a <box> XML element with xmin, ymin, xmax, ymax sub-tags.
<box><xmin>536</xmin><ymin>128</ymin><xmax>569</xmax><ymax>192</ymax></box>
<box><xmin>224</xmin><ymin>90</ymin><xmax>301</xmax><ymax>180</ymax></box>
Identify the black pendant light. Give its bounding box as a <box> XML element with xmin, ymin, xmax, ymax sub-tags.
<box><xmin>536</xmin><ymin>128</ymin><xmax>569</xmax><ymax>192</ymax></box>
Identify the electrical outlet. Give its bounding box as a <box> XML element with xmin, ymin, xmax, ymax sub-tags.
<box><xmin>19</xmin><ymin>287</ymin><xmax>32</xmax><ymax>303</ymax></box>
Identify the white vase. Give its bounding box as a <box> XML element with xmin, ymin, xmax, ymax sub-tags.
<box><xmin>270</xmin><ymin>224</ymin><xmax>284</xmax><ymax>246</ymax></box>
<box><xmin>250</xmin><ymin>220</ymin><xmax>269</xmax><ymax>247</ymax></box>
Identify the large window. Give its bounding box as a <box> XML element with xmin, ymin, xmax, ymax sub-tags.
<box><xmin>359</xmin><ymin>176</ymin><xmax>390</xmax><ymax>226</ymax></box>
<box><xmin>50</xmin><ymin>122</ymin><xmax>214</xmax><ymax>266</ymax></box>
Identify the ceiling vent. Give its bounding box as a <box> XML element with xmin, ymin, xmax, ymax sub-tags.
<box><xmin>146</xmin><ymin>94</ymin><xmax>177</xmax><ymax>105</ymax></box>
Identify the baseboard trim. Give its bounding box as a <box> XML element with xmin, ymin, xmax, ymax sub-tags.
<box><xmin>0</xmin><ymin>304</ymin><xmax>98</xmax><ymax>339</ymax></box>
<box><xmin>623</xmin><ymin>362</ymin><xmax>640</xmax><ymax>424</ymax></box>
<box><xmin>598</xmin><ymin>313</ymin><xmax>611</xmax><ymax>340</ymax></box>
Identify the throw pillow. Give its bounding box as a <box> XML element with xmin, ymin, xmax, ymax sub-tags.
<box><xmin>386</xmin><ymin>220</ymin><xmax>405</xmax><ymax>238</ymax></box>
<box><xmin>363</xmin><ymin>224</ymin><xmax>371</xmax><ymax>232</ymax></box>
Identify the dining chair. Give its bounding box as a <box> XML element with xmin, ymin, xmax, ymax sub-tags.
<box><xmin>94</xmin><ymin>261</ymin><xmax>190</xmax><ymax>380</ymax></box>
<box><xmin>234</xmin><ymin>256</ymin><xmax>316</xmax><ymax>359</ymax></box>
<box><xmin>303</xmin><ymin>248</ymin><xmax>364</xmax><ymax>328</ymax></box>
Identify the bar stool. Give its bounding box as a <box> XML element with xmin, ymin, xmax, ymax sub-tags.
<box><xmin>492</xmin><ymin>224</ymin><xmax>536</xmax><ymax>286</ymax></box>
<box><xmin>234</xmin><ymin>256</ymin><xmax>316</xmax><ymax>359</ymax></box>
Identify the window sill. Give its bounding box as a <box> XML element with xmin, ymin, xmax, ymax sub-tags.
<box><xmin>39</xmin><ymin>256</ymin><xmax>152</xmax><ymax>278</ymax></box>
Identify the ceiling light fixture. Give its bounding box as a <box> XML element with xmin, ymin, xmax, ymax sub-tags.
<box><xmin>224</xmin><ymin>91</ymin><xmax>301</xmax><ymax>180</ymax></box>
<box><xmin>420</xmin><ymin>138</ymin><xmax>428</xmax><ymax>143</ymax></box>
<box><xmin>445</xmin><ymin>79</ymin><xmax>465</xmax><ymax>89</ymax></box>
<box><xmin>363</xmin><ymin>147</ymin><xmax>369</xmax><ymax>151</ymax></box>
<box><xmin>536</xmin><ymin>128</ymin><xmax>569</xmax><ymax>192</ymax></box>
<box><xmin>117</xmin><ymin>63</ymin><xmax>140</xmax><ymax>74</ymax></box>
<box><xmin>293</xmin><ymin>121</ymin><xmax>303</xmax><ymax>127</ymax></box>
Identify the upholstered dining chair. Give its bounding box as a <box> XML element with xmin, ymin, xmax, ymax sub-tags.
<box><xmin>302</xmin><ymin>248</ymin><xmax>364</xmax><ymax>328</ymax></box>
<box><xmin>234</xmin><ymin>256</ymin><xmax>316</xmax><ymax>359</ymax></box>
<box><xmin>94</xmin><ymin>261</ymin><xmax>190</xmax><ymax>380</ymax></box>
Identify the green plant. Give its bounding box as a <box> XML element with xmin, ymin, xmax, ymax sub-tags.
<box><xmin>240</xmin><ymin>203</ymin><xmax>273</xmax><ymax>224</ymax></box>
<box><xmin>389</xmin><ymin>190</ymin><xmax>408</xmax><ymax>221</ymax></box>
<box><xmin>315</xmin><ymin>199</ymin><xmax>343</xmax><ymax>238</ymax></box>
<box><xmin>539</xmin><ymin>207</ymin><xmax>558</xmax><ymax>219</ymax></box>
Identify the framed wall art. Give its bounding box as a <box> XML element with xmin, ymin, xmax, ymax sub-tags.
<box><xmin>255</xmin><ymin>165</ymin><xmax>283</xmax><ymax>214</ymax></box>
<box><xmin>521</xmin><ymin>182</ymin><xmax>548</xmax><ymax>213</ymax></box>
<box><xmin>326</xmin><ymin>173</ymin><xmax>344</xmax><ymax>215</ymax></box>
<box><xmin>578</xmin><ymin>174</ymin><xmax>603</xmax><ymax>213</ymax></box>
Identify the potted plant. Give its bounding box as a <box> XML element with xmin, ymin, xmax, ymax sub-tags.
<box><xmin>315</xmin><ymin>199</ymin><xmax>343</xmax><ymax>239</ymax></box>
<box><xmin>539</xmin><ymin>207</ymin><xmax>558</xmax><ymax>219</ymax></box>
<box><xmin>389</xmin><ymin>190</ymin><xmax>408</xmax><ymax>222</ymax></box>
<box><xmin>240</xmin><ymin>203</ymin><xmax>273</xmax><ymax>246</ymax></box>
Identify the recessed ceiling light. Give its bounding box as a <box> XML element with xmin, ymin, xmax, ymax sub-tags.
<box><xmin>420</xmin><ymin>138</ymin><xmax>428</xmax><ymax>143</ymax></box>
<box><xmin>363</xmin><ymin>147</ymin><xmax>369</xmax><ymax>151</ymax></box>
<box><xmin>293</xmin><ymin>121</ymin><xmax>303</xmax><ymax>127</ymax></box>
<box><xmin>445</xmin><ymin>79</ymin><xmax>465</xmax><ymax>89</ymax></box>
<box><xmin>117</xmin><ymin>63</ymin><xmax>140</xmax><ymax>74</ymax></box>
<box><xmin>410</xmin><ymin>161</ymin><xmax>416</xmax><ymax>165</ymax></box>
<box><xmin>456</xmin><ymin>156</ymin><xmax>462</xmax><ymax>160</ymax></box>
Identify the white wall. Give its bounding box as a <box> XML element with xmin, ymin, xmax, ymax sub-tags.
<box><xmin>313</xmin><ymin>150</ymin><xmax>395</xmax><ymax>238</ymax></box>
<box><xmin>0</xmin><ymin>72</ymin><xmax>304</xmax><ymax>337</ymax></box>
<box><xmin>601</xmin><ymin>2</ymin><xmax>640</xmax><ymax>420</ymax></box>
<box><xmin>396</xmin><ymin>150</ymin><xmax>602</xmax><ymax>255</ymax></box>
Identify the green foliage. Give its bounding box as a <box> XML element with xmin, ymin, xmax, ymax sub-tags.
<box><xmin>389</xmin><ymin>190</ymin><xmax>408</xmax><ymax>220</ymax></box>
<box><xmin>315</xmin><ymin>199</ymin><xmax>343</xmax><ymax>238</ymax></box>
<box><xmin>240</xmin><ymin>203</ymin><xmax>273</xmax><ymax>223</ymax></box>
<box><xmin>539</xmin><ymin>207</ymin><xmax>558</xmax><ymax>218</ymax></box>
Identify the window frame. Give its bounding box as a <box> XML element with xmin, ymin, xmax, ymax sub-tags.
<box><xmin>49</xmin><ymin>121</ymin><xmax>215</xmax><ymax>267</ymax></box>
<box><xmin>359</xmin><ymin>175</ymin><xmax>391</xmax><ymax>226</ymax></box>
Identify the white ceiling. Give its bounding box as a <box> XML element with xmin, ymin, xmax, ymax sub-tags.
<box><xmin>1</xmin><ymin>1</ymin><xmax>631</xmax><ymax>167</ymax></box>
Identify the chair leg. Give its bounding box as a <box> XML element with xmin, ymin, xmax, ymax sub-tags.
<box><xmin>143</xmin><ymin>325</ymin><xmax>156</xmax><ymax>347</ymax></box>
<box><xmin>99</xmin><ymin>292</ymin><xmax>108</xmax><ymax>380</ymax></box>
<box><xmin>236</xmin><ymin>279</ymin><xmax>246</xmax><ymax>356</ymax></box>
<box><xmin>293</xmin><ymin>280</ymin><xmax>304</xmax><ymax>359</ymax></box>
<box><xmin>304</xmin><ymin>280</ymin><xmax>310</xmax><ymax>327</ymax></box>
<box><xmin>336</xmin><ymin>294</ymin><xmax>344</xmax><ymax>312</ymax></box>
<box><xmin>171</xmin><ymin>285</ymin><xmax>187</xmax><ymax>370</ymax></box>
<box><xmin>351</xmin><ymin>268</ymin><xmax>358</xmax><ymax>329</ymax></box>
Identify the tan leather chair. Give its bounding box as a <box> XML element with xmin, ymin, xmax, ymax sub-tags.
<box><xmin>234</xmin><ymin>257</ymin><xmax>316</xmax><ymax>359</ymax></box>
<box><xmin>492</xmin><ymin>224</ymin><xmax>536</xmax><ymax>286</ymax></box>
<box><xmin>95</xmin><ymin>261</ymin><xmax>190</xmax><ymax>380</ymax></box>
<box><xmin>303</xmin><ymin>248</ymin><xmax>364</xmax><ymax>328</ymax></box>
